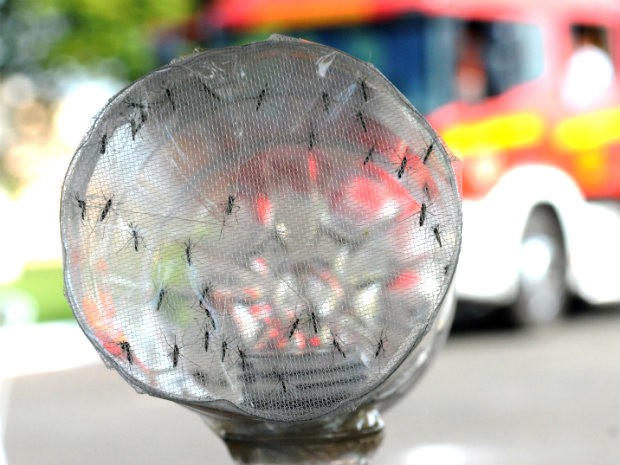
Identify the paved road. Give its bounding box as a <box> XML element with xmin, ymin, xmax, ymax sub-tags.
<box><xmin>3</xmin><ymin>308</ymin><xmax>619</xmax><ymax>465</ymax></box>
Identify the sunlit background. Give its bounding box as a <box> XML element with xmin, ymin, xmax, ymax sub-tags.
<box><xmin>0</xmin><ymin>0</ymin><xmax>618</xmax><ymax>464</ymax></box>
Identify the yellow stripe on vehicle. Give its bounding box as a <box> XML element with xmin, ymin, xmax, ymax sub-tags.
<box><xmin>441</xmin><ymin>112</ymin><xmax>545</xmax><ymax>158</ymax></box>
<box><xmin>554</xmin><ymin>107</ymin><xmax>620</xmax><ymax>152</ymax></box>
<box><xmin>575</xmin><ymin>149</ymin><xmax>607</xmax><ymax>191</ymax></box>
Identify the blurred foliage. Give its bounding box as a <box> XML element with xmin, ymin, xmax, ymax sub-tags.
<box><xmin>1</xmin><ymin>264</ymin><xmax>73</xmax><ymax>322</ymax></box>
<box><xmin>0</xmin><ymin>157</ymin><xmax>17</xmax><ymax>192</ymax></box>
<box><xmin>0</xmin><ymin>0</ymin><xmax>199</xmax><ymax>81</ymax></box>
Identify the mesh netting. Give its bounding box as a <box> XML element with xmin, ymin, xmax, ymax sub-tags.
<box><xmin>60</xmin><ymin>36</ymin><xmax>461</xmax><ymax>422</ymax></box>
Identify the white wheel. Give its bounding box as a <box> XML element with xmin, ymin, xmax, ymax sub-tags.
<box><xmin>512</xmin><ymin>207</ymin><xmax>567</xmax><ymax>326</ymax></box>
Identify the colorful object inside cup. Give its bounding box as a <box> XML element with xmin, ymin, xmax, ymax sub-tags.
<box><xmin>60</xmin><ymin>36</ymin><xmax>461</xmax><ymax>422</ymax></box>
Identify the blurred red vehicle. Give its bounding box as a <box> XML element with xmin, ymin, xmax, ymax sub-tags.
<box><xmin>172</xmin><ymin>0</ymin><xmax>620</xmax><ymax>326</ymax></box>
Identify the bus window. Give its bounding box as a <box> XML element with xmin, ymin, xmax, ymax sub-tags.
<box><xmin>299</xmin><ymin>15</ymin><xmax>459</xmax><ymax>114</ymax></box>
<box><xmin>561</xmin><ymin>25</ymin><xmax>615</xmax><ymax>109</ymax></box>
<box><xmin>211</xmin><ymin>16</ymin><xmax>543</xmax><ymax>113</ymax></box>
<box><xmin>455</xmin><ymin>20</ymin><xmax>544</xmax><ymax>103</ymax></box>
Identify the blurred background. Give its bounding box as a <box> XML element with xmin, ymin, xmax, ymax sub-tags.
<box><xmin>0</xmin><ymin>0</ymin><xmax>618</xmax><ymax>464</ymax></box>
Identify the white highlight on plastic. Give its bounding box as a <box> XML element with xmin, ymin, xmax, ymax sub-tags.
<box><xmin>404</xmin><ymin>443</ymin><xmax>496</xmax><ymax>465</ymax></box>
<box><xmin>316</xmin><ymin>52</ymin><xmax>337</xmax><ymax>78</ymax></box>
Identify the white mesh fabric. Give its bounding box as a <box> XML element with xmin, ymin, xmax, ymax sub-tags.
<box><xmin>60</xmin><ymin>36</ymin><xmax>461</xmax><ymax>422</ymax></box>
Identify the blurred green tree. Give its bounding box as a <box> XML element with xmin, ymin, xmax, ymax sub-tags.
<box><xmin>0</xmin><ymin>0</ymin><xmax>198</xmax><ymax>80</ymax></box>
<box><xmin>0</xmin><ymin>0</ymin><xmax>201</xmax><ymax>192</ymax></box>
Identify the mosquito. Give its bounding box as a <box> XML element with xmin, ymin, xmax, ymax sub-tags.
<box><xmin>183</xmin><ymin>238</ymin><xmax>194</xmax><ymax>266</ymax></box>
<box><xmin>423</xmin><ymin>141</ymin><xmax>434</xmax><ymax>164</ymax></box>
<box><xmin>221</xmin><ymin>340</ymin><xmax>228</xmax><ymax>363</ymax></box>
<box><xmin>274</xmin><ymin>371</ymin><xmax>287</xmax><ymax>394</ymax></box>
<box><xmin>130</xmin><ymin>119</ymin><xmax>142</xmax><ymax>140</ymax></box>
<box><xmin>332</xmin><ymin>333</ymin><xmax>346</xmax><ymax>359</ymax></box>
<box><xmin>419</xmin><ymin>203</ymin><xmax>427</xmax><ymax>227</ymax></box>
<box><xmin>256</xmin><ymin>86</ymin><xmax>267</xmax><ymax>111</ymax></box>
<box><xmin>199</xmin><ymin>81</ymin><xmax>221</xmax><ymax>101</ymax></box>
<box><xmin>155</xmin><ymin>286</ymin><xmax>167</xmax><ymax>311</ymax></box>
<box><xmin>358</xmin><ymin>78</ymin><xmax>369</xmax><ymax>102</ymax></box>
<box><xmin>220</xmin><ymin>194</ymin><xmax>240</xmax><ymax>238</ymax></box>
<box><xmin>288</xmin><ymin>317</ymin><xmax>300</xmax><ymax>340</ymax></box>
<box><xmin>363</xmin><ymin>146</ymin><xmax>375</xmax><ymax>166</ymax></box>
<box><xmin>192</xmin><ymin>371</ymin><xmax>208</xmax><ymax>386</ymax></box>
<box><xmin>310</xmin><ymin>311</ymin><xmax>319</xmax><ymax>335</ymax></box>
<box><xmin>99</xmin><ymin>134</ymin><xmax>108</xmax><ymax>154</ymax></box>
<box><xmin>118</xmin><ymin>340</ymin><xmax>133</xmax><ymax>365</ymax></box>
<box><xmin>308</xmin><ymin>130</ymin><xmax>316</xmax><ymax>150</ymax></box>
<box><xmin>198</xmin><ymin>285</ymin><xmax>217</xmax><ymax>330</ymax></box>
<box><xmin>433</xmin><ymin>225</ymin><xmax>443</xmax><ymax>248</ymax></box>
<box><xmin>396</xmin><ymin>154</ymin><xmax>408</xmax><ymax>179</ymax></box>
<box><xmin>161</xmin><ymin>334</ymin><xmax>183</xmax><ymax>369</ymax></box>
<box><xmin>128</xmin><ymin>223</ymin><xmax>145</xmax><ymax>252</ymax></box>
<box><xmin>165</xmin><ymin>87</ymin><xmax>176</xmax><ymax>111</ymax></box>
<box><xmin>74</xmin><ymin>192</ymin><xmax>87</xmax><ymax>221</ymax></box>
<box><xmin>127</xmin><ymin>101</ymin><xmax>148</xmax><ymax>139</ymax></box>
<box><xmin>99</xmin><ymin>197</ymin><xmax>113</xmax><ymax>222</ymax></box>
<box><xmin>322</xmin><ymin>91</ymin><xmax>330</xmax><ymax>112</ymax></box>
<box><xmin>237</xmin><ymin>346</ymin><xmax>248</xmax><ymax>372</ymax></box>
<box><xmin>171</xmin><ymin>343</ymin><xmax>180</xmax><ymax>368</ymax></box>
<box><xmin>357</xmin><ymin>111</ymin><xmax>367</xmax><ymax>132</ymax></box>
<box><xmin>375</xmin><ymin>330</ymin><xmax>387</xmax><ymax>358</ymax></box>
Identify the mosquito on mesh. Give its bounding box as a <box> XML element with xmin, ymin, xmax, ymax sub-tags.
<box><xmin>273</xmin><ymin>371</ymin><xmax>287</xmax><ymax>394</ymax></box>
<box><xmin>220</xmin><ymin>339</ymin><xmax>242</xmax><ymax>371</ymax></box>
<box><xmin>310</xmin><ymin>311</ymin><xmax>319</xmax><ymax>335</ymax></box>
<box><xmin>218</xmin><ymin>335</ymin><xmax>248</xmax><ymax>373</ymax></box>
<box><xmin>396</xmin><ymin>152</ymin><xmax>409</xmax><ymax>179</ymax></box>
<box><xmin>160</xmin><ymin>331</ymin><xmax>198</xmax><ymax>371</ymax></box>
<box><xmin>199</xmin><ymin>328</ymin><xmax>209</xmax><ymax>353</ymax></box>
<box><xmin>155</xmin><ymin>286</ymin><xmax>167</xmax><ymax>311</ymax></box>
<box><xmin>322</xmin><ymin>92</ymin><xmax>330</xmax><ymax>112</ymax></box>
<box><xmin>237</xmin><ymin>346</ymin><xmax>248</xmax><ymax>372</ymax></box>
<box><xmin>256</xmin><ymin>85</ymin><xmax>267</xmax><ymax>111</ymax></box>
<box><xmin>99</xmin><ymin>197</ymin><xmax>113</xmax><ymax>222</ymax></box>
<box><xmin>294</xmin><ymin>307</ymin><xmax>320</xmax><ymax>335</ymax></box>
<box><xmin>288</xmin><ymin>316</ymin><xmax>300</xmax><ymax>340</ymax></box>
<box><xmin>127</xmin><ymin>222</ymin><xmax>145</xmax><ymax>252</ymax></box>
<box><xmin>118</xmin><ymin>340</ymin><xmax>133</xmax><ymax>365</ymax></box>
<box><xmin>99</xmin><ymin>134</ymin><xmax>108</xmax><ymax>154</ymax></box>
<box><xmin>74</xmin><ymin>192</ymin><xmax>87</xmax><ymax>222</ymax></box>
<box><xmin>375</xmin><ymin>330</ymin><xmax>388</xmax><ymax>358</ymax></box>
<box><xmin>192</xmin><ymin>371</ymin><xmax>208</xmax><ymax>386</ymax></box>
<box><xmin>128</xmin><ymin>101</ymin><xmax>148</xmax><ymax>119</ymax></box>
<box><xmin>357</xmin><ymin>111</ymin><xmax>367</xmax><ymax>133</ymax></box>
<box><xmin>433</xmin><ymin>225</ymin><xmax>443</xmax><ymax>248</ymax></box>
<box><xmin>127</xmin><ymin>101</ymin><xmax>148</xmax><ymax>140</ymax></box>
<box><xmin>130</xmin><ymin>119</ymin><xmax>142</xmax><ymax>140</ymax></box>
<box><xmin>199</xmin><ymin>81</ymin><xmax>221</xmax><ymax>101</ymax></box>
<box><xmin>166</xmin><ymin>336</ymin><xmax>181</xmax><ymax>368</ymax></box>
<box><xmin>363</xmin><ymin>145</ymin><xmax>375</xmax><ymax>166</ymax></box>
<box><xmin>220</xmin><ymin>194</ymin><xmax>240</xmax><ymax>238</ymax></box>
<box><xmin>419</xmin><ymin>203</ymin><xmax>427</xmax><ymax>227</ymax></box>
<box><xmin>423</xmin><ymin>141</ymin><xmax>434</xmax><ymax>165</ymax></box>
<box><xmin>308</xmin><ymin>130</ymin><xmax>317</xmax><ymax>150</ymax></box>
<box><xmin>183</xmin><ymin>238</ymin><xmax>195</xmax><ymax>266</ymax></box>
<box><xmin>331</xmin><ymin>333</ymin><xmax>346</xmax><ymax>359</ymax></box>
<box><xmin>165</xmin><ymin>88</ymin><xmax>176</xmax><ymax>112</ymax></box>
<box><xmin>402</xmin><ymin>191</ymin><xmax>435</xmax><ymax>228</ymax></box>
<box><xmin>198</xmin><ymin>285</ymin><xmax>217</xmax><ymax>330</ymax></box>
<box><xmin>358</xmin><ymin>78</ymin><xmax>369</xmax><ymax>102</ymax></box>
